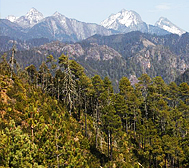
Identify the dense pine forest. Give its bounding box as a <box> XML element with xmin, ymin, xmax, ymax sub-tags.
<box><xmin>0</xmin><ymin>51</ymin><xmax>189</xmax><ymax>168</ymax></box>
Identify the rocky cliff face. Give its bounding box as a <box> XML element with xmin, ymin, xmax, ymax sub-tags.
<box><xmin>38</xmin><ymin>41</ymin><xmax>122</xmax><ymax>61</ymax></box>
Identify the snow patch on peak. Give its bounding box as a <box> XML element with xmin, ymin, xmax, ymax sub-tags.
<box><xmin>6</xmin><ymin>15</ymin><xmax>18</xmax><ymax>22</ymax></box>
<box><xmin>118</xmin><ymin>10</ymin><xmax>143</xmax><ymax>26</ymax></box>
<box><xmin>100</xmin><ymin>9</ymin><xmax>143</xmax><ymax>30</ymax></box>
<box><xmin>155</xmin><ymin>17</ymin><xmax>186</xmax><ymax>36</ymax></box>
<box><xmin>27</xmin><ymin>7</ymin><xmax>39</xmax><ymax>14</ymax></box>
<box><xmin>25</xmin><ymin>7</ymin><xmax>44</xmax><ymax>22</ymax></box>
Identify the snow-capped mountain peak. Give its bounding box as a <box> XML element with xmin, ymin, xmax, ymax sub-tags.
<box><xmin>14</xmin><ymin>8</ymin><xmax>44</xmax><ymax>28</ymax></box>
<box><xmin>100</xmin><ymin>9</ymin><xmax>143</xmax><ymax>30</ymax></box>
<box><xmin>6</xmin><ymin>15</ymin><xmax>18</xmax><ymax>22</ymax></box>
<box><xmin>155</xmin><ymin>17</ymin><xmax>186</xmax><ymax>36</ymax></box>
<box><xmin>26</xmin><ymin>8</ymin><xmax>41</xmax><ymax>16</ymax></box>
<box><xmin>25</xmin><ymin>8</ymin><xmax>44</xmax><ymax>24</ymax></box>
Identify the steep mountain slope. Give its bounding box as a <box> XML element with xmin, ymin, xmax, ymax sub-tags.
<box><xmin>147</xmin><ymin>24</ymin><xmax>171</xmax><ymax>36</ymax></box>
<box><xmin>155</xmin><ymin>17</ymin><xmax>186</xmax><ymax>36</ymax></box>
<box><xmin>27</xmin><ymin>12</ymin><xmax>114</xmax><ymax>42</ymax></box>
<box><xmin>0</xmin><ymin>19</ymin><xmax>26</xmax><ymax>39</ymax></box>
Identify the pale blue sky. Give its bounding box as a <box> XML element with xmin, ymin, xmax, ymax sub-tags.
<box><xmin>1</xmin><ymin>0</ymin><xmax>189</xmax><ymax>31</ymax></box>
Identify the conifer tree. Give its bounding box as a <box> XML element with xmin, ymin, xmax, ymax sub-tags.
<box><xmin>38</xmin><ymin>62</ymin><xmax>50</xmax><ymax>92</ymax></box>
<box><xmin>25</xmin><ymin>64</ymin><xmax>37</xmax><ymax>86</ymax></box>
<box><xmin>91</xmin><ymin>75</ymin><xmax>104</xmax><ymax>148</ymax></box>
<box><xmin>102</xmin><ymin>104</ymin><xmax>121</xmax><ymax>160</ymax></box>
<box><xmin>58</xmin><ymin>54</ymin><xmax>77</xmax><ymax>115</ymax></box>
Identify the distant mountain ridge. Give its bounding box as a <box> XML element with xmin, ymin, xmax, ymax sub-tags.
<box><xmin>100</xmin><ymin>9</ymin><xmax>186</xmax><ymax>36</ymax></box>
<box><xmin>3</xmin><ymin>8</ymin><xmax>114</xmax><ymax>42</ymax></box>
<box><xmin>101</xmin><ymin>9</ymin><xmax>148</xmax><ymax>33</ymax></box>
<box><xmin>100</xmin><ymin>9</ymin><xmax>145</xmax><ymax>30</ymax></box>
<box><xmin>26</xmin><ymin>11</ymin><xmax>113</xmax><ymax>41</ymax></box>
<box><xmin>1</xmin><ymin>8</ymin><xmax>187</xmax><ymax>43</ymax></box>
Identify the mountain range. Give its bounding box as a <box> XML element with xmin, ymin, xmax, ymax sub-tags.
<box><xmin>1</xmin><ymin>8</ymin><xmax>113</xmax><ymax>42</ymax></box>
<box><xmin>2</xmin><ymin>31</ymin><xmax>189</xmax><ymax>91</ymax></box>
<box><xmin>0</xmin><ymin>8</ymin><xmax>187</xmax><ymax>42</ymax></box>
<box><xmin>1</xmin><ymin>8</ymin><xmax>188</xmax><ymax>90</ymax></box>
<box><xmin>100</xmin><ymin>9</ymin><xmax>186</xmax><ymax>36</ymax></box>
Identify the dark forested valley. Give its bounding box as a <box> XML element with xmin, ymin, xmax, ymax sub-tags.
<box><xmin>1</xmin><ymin>50</ymin><xmax>189</xmax><ymax>167</ymax></box>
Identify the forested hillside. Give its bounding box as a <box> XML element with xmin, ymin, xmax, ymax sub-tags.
<box><xmin>1</xmin><ymin>31</ymin><xmax>189</xmax><ymax>92</ymax></box>
<box><xmin>1</xmin><ymin>53</ymin><xmax>189</xmax><ymax>167</ymax></box>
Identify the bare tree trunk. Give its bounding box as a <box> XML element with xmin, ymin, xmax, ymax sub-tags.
<box><xmin>145</xmin><ymin>98</ymin><xmax>148</xmax><ymax>118</ymax></box>
<box><xmin>165</xmin><ymin>154</ymin><xmax>167</xmax><ymax>168</ymax></box>
<box><xmin>95</xmin><ymin>102</ymin><xmax>99</xmax><ymax>148</ymax></box>
<box><xmin>11</xmin><ymin>44</ymin><xmax>16</xmax><ymax>79</ymax></box>
<box><xmin>68</xmin><ymin>92</ymin><xmax>72</xmax><ymax>115</ymax></box>
<box><xmin>31</xmin><ymin>110</ymin><xmax>34</xmax><ymax>142</ymax></box>
<box><xmin>134</xmin><ymin>108</ymin><xmax>136</xmax><ymax>139</ymax></box>
<box><xmin>177</xmin><ymin>158</ymin><xmax>179</xmax><ymax>168</ymax></box>
<box><xmin>110</xmin><ymin>132</ymin><xmax>113</xmax><ymax>161</ymax></box>
<box><xmin>57</xmin><ymin>78</ymin><xmax>60</xmax><ymax>101</ymax></box>
<box><xmin>85</xmin><ymin>95</ymin><xmax>87</xmax><ymax>137</ymax></box>
<box><xmin>125</xmin><ymin>114</ymin><xmax>128</xmax><ymax>133</ymax></box>
<box><xmin>56</xmin><ymin>131</ymin><xmax>59</xmax><ymax>168</ymax></box>
<box><xmin>100</xmin><ymin>134</ymin><xmax>103</xmax><ymax>151</ymax></box>
<box><xmin>108</xmin><ymin>130</ymin><xmax>110</xmax><ymax>159</ymax></box>
<box><xmin>96</xmin><ymin>127</ymin><xmax>98</xmax><ymax>148</ymax></box>
<box><xmin>42</xmin><ymin>73</ymin><xmax>44</xmax><ymax>92</ymax></box>
<box><xmin>149</xmin><ymin>151</ymin><xmax>151</xmax><ymax>168</ymax></box>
